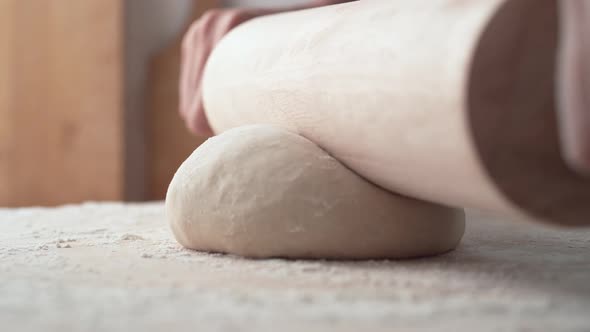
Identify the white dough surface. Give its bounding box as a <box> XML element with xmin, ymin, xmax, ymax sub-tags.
<box><xmin>1</xmin><ymin>202</ymin><xmax>589</xmax><ymax>331</ymax></box>
<box><xmin>167</xmin><ymin>125</ymin><xmax>464</xmax><ymax>259</ymax></box>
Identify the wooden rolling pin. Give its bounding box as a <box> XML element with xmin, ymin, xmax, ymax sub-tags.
<box><xmin>201</xmin><ymin>0</ymin><xmax>590</xmax><ymax>226</ymax></box>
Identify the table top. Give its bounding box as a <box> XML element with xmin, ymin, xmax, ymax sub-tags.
<box><xmin>1</xmin><ymin>202</ymin><xmax>589</xmax><ymax>332</ymax></box>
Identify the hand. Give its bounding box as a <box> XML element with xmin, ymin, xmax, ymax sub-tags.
<box><xmin>179</xmin><ymin>7</ymin><xmax>276</xmax><ymax>137</ymax></box>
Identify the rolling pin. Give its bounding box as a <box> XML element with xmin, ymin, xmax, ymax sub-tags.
<box><xmin>201</xmin><ymin>0</ymin><xmax>590</xmax><ymax>226</ymax></box>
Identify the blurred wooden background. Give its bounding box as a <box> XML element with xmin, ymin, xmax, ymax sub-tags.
<box><xmin>146</xmin><ymin>0</ymin><xmax>214</xmax><ymax>200</ymax></box>
<box><xmin>0</xmin><ymin>0</ymin><xmax>125</xmax><ymax>206</ymax></box>
<box><xmin>0</xmin><ymin>0</ymin><xmax>215</xmax><ymax>206</ymax></box>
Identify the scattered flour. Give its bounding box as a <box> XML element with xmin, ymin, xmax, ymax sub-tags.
<box><xmin>0</xmin><ymin>202</ymin><xmax>588</xmax><ymax>332</ymax></box>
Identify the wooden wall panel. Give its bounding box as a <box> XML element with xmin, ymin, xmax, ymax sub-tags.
<box><xmin>0</xmin><ymin>0</ymin><xmax>124</xmax><ymax>206</ymax></box>
<box><xmin>0</xmin><ymin>0</ymin><xmax>15</xmax><ymax>204</ymax></box>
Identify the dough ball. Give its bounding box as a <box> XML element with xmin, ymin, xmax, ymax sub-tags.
<box><xmin>166</xmin><ymin>125</ymin><xmax>465</xmax><ymax>259</ymax></box>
